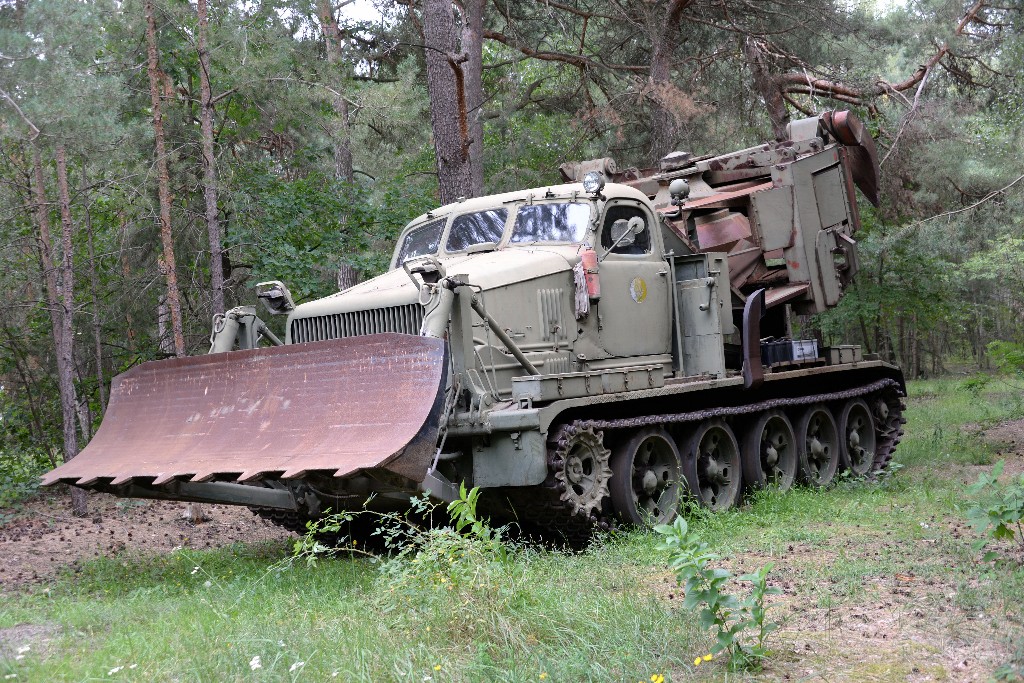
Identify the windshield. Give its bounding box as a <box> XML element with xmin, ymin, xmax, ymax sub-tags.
<box><xmin>396</xmin><ymin>218</ymin><xmax>445</xmax><ymax>263</ymax></box>
<box><xmin>445</xmin><ymin>209</ymin><xmax>508</xmax><ymax>252</ymax></box>
<box><xmin>510</xmin><ymin>202</ymin><xmax>591</xmax><ymax>243</ymax></box>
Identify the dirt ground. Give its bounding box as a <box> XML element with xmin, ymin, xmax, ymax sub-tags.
<box><xmin>744</xmin><ymin>419</ymin><xmax>1024</xmax><ymax>683</ymax></box>
<box><xmin>0</xmin><ymin>494</ymin><xmax>292</xmax><ymax>594</ymax></box>
<box><xmin>2</xmin><ymin>420</ymin><xmax>1023</xmax><ymax>681</ymax></box>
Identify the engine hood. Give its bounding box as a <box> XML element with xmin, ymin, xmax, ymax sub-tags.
<box><xmin>292</xmin><ymin>246</ymin><xmax>580</xmax><ymax>319</ymax></box>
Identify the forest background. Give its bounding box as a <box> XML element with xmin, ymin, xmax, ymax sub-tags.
<box><xmin>0</xmin><ymin>0</ymin><xmax>1021</xmax><ymax>511</ymax></box>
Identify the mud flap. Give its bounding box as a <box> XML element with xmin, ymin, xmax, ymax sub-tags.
<box><xmin>42</xmin><ymin>334</ymin><xmax>448</xmax><ymax>494</ymax></box>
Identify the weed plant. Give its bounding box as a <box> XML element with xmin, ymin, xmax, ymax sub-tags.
<box><xmin>967</xmin><ymin>460</ymin><xmax>1024</xmax><ymax>562</ymax></box>
<box><xmin>655</xmin><ymin>517</ymin><xmax>780</xmax><ymax>671</ymax></box>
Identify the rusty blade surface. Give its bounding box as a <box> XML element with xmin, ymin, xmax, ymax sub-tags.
<box><xmin>823</xmin><ymin>110</ymin><xmax>880</xmax><ymax>207</ymax></box>
<box><xmin>42</xmin><ymin>334</ymin><xmax>447</xmax><ymax>487</ymax></box>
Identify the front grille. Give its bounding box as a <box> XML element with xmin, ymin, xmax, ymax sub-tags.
<box><xmin>290</xmin><ymin>303</ymin><xmax>424</xmax><ymax>343</ymax></box>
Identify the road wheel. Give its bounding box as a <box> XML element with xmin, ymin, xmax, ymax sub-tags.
<box><xmin>609</xmin><ymin>427</ymin><xmax>683</xmax><ymax>526</ymax></box>
<box><xmin>837</xmin><ymin>399</ymin><xmax>877</xmax><ymax>476</ymax></box>
<box><xmin>683</xmin><ymin>419</ymin><xmax>742</xmax><ymax>510</ymax></box>
<box><xmin>795</xmin><ymin>404</ymin><xmax>840</xmax><ymax>487</ymax></box>
<box><xmin>741</xmin><ymin>410</ymin><xmax>798</xmax><ymax>491</ymax></box>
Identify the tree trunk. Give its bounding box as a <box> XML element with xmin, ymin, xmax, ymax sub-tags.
<box><xmin>461</xmin><ymin>0</ymin><xmax>484</xmax><ymax>197</ymax></box>
<box><xmin>191</xmin><ymin>1</ymin><xmax>217</xmax><ymax>524</ymax></box>
<box><xmin>423</xmin><ymin>0</ymin><xmax>473</xmax><ymax>204</ymax></box>
<box><xmin>742</xmin><ymin>37</ymin><xmax>791</xmax><ymax>141</ymax></box>
<box><xmin>32</xmin><ymin>144</ymin><xmax>86</xmax><ymax>510</ymax></box>
<box><xmin>197</xmin><ymin>0</ymin><xmax>225</xmax><ymax>316</ymax></box>
<box><xmin>317</xmin><ymin>0</ymin><xmax>362</xmax><ymax>295</ymax></box>
<box><xmin>647</xmin><ymin>0</ymin><xmax>693</xmax><ymax>163</ymax></box>
<box><xmin>31</xmin><ymin>145</ymin><xmax>62</xmax><ymax>362</ymax></box>
<box><xmin>316</xmin><ymin>0</ymin><xmax>355</xmax><ymax>184</ymax></box>
<box><xmin>119</xmin><ymin>218</ymin><xmax>137</xmax><ymax>353</ymax></box>
<box><xmin>55</xmin><ymin>143</ymin><xmax>88</xmax><ymax>518</ymax></box>
<box><xmin>82</xmin><ymin>167</ymin><xmax>107</xmax><ymax>413</ymax></box>
<box><xmin>146</xmin><ymin>0</ymin><xmax>186</xmax><ymax>357</ymax></box>
<box><xmin>157</xmin><ymin>294</ymin><xmax>174</xmax><ymax>355</ymax></box>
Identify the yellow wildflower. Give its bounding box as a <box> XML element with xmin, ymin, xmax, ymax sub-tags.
<box><xmin>694</xmin><ymin>656</ymin><xmax>702</xmax><ymax>666</ymax></box>
<box><xmin>434</xmin><ymin>664</ymin><xmax>442</xmax><ymax>671</ymax></box>
<box><xmin>650</xmin><ymin>675</ymin><xmax>665</xmax><ymax>683</ymax></box>
<box><xmin>703</xmin><ymin>654</ymin><xmax>713</xmax><ymax>662</ymax></box>
<box><xmin>540</xmin><ymin>674</ymin><xmax>548</xmax><ymax>680</ymax></box>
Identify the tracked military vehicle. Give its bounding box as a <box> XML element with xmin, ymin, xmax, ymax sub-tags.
<box><xmin>44</xmin><ymin>111</ymin><xmax>905</xmax><ymax>541</ymax></box>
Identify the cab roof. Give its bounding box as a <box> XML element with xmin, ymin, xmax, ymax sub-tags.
<box><xmin>405</xmin><ymin>182</ymin><xmax>652</xmax><ymax>225</ymax></box>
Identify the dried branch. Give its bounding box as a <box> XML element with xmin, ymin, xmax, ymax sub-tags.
<box><xmin>0</xmin><ymin>86</ymin><xmax>41</xmax><ymax>140</ymax></box>
<box><xmin>777</xmin><ymin>0</ymin><xmax>989</xmax><ymax>105</ymax></box>
<box><xmin>483</xmin><ymin>29</ymin><xmax>647</xmax><ymax>73</ymax></box>
<box><xmin>886</xmin><ymin>172</ymin><xmax>1024</xmax><ymax>247</ymax></box>
<box><xmin>880</xmin><ymin>67</ymin><xmax>931</xmax><ymax>167</ymax></box>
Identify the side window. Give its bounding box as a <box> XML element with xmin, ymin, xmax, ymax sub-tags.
<box><xmin>445</xmin><ymin>209</ymin><xmax>508</xmax><ymax>252</ymax></box>
<box><xmin>396</xmin><ymin>218</ymin><xmax>445</xmax><ymax>263</ymax></box>
<box><xmin>601</xmin><ymin>205</ymin><xmax>650</xmax><ymax>255</ymax></box>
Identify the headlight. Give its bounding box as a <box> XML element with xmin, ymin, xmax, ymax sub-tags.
<box><xmin>582</xmin><ymin>171</ymin><xmax>605</xmax><ymax>195</ymax></box>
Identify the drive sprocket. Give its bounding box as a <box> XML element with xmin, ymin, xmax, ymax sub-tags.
<box><xmin>549</xmin><ymin>424</ymin><xmax>612</xmax><ymax>518</ymax></box>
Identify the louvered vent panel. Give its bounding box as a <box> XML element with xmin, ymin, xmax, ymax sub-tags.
<box><xmin>544</xmin><ymin>356</ymin><xmax>572</xmax><ymax>375</ymax></box>
<box><xmin>290</xmin><ymin>304</ymin><xmax>424</xmax><ymax>343</ymax></box>
<box><xmin>538</xmin><ymin>288</ymin><xmax>567</xmax><ymax>341</ymax></box>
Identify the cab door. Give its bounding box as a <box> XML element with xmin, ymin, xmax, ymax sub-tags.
<box><xmin>596</xmin><ymin>200</ymin><xmax>671</xmax><ymax>357</ymax></box>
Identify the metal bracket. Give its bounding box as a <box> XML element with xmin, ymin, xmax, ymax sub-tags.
<box><xmin>742</xmin><ymin>288</ymin><xmax>767</xmax><ymax>390</ymax></box>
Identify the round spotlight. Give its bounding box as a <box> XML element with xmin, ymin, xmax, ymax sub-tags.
<box><xmin>669</xmin><ymin>178</ymin><xmax>690</xmax><ymax>202</ymax></box>
<box><xmin>582</xmin><ymin>171</ymin><xmax>606</xmax><ymax>195</ymax></box>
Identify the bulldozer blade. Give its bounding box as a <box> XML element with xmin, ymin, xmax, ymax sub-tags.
<box><xmin>42</xmin><ymin>334</ymin><xmax>448</xmax><ymax>493</ymax></box>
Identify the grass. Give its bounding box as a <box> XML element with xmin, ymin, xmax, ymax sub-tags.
<box><xmin>2</xmin><ymin>377</ymin><xmax>1024</xmax><ymax>682</ymax></box>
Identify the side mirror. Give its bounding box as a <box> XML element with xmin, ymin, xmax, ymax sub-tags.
<box><xmin>609</xmin><ymin>216</ymin><xmax>647</xmax><ymax>248</ymax></box>
<box><xmin>601</xmin><ymin>216</ymin><xmax>648</xmax><ymax>260</ymax></box>
<box><xmin>610</xmin><ymin>219</ymin><xmax>634</xmax><ymax>247</ymax></box>
<box><xmin>255</xmin><ymin>280</ymin><xmax>296</xmax><ymax>315</ymax></box>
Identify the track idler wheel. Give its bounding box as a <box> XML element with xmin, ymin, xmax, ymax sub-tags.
<box><xmin>795</xmin><ymin>404</ymin><xmax>840</xmax><ymax>487</ymax></box>
<box><xmin>683</xmin><ymin>419</ymin><xmax>742</xmax><ymax>511</ymax></box>
<box><xmin>837</xmin><ymin>398</ymin><xmax>877</xmax><ymax>477</ymax></box>
<box><xmin>741</xmin><ymin>409</ymin><xmax>798</xmax><ymax>491</ymax></box>
<box><xmin>609</xmin><ymin>427</ymin><xmax>683</xmax><ymax>526</ymax></box>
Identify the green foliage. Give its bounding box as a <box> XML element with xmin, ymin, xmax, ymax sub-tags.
<box><xmin>229</xmin><ymin>163</ymin><xmax>437</xmax><ymax>302</ymax></box>
<box><xmin>0</xmin><ymin>447</ymin><xmax>52</xmax><ymax>508</ymax></box>
<box><xmin>446</xmin><ymin>482</ymin><xmax>508</xmax><ymax>561</ymax></box>
<box><xmin>655</xmin><ymin>517</ymin><xmax>781</xmax><ymax>671</ymax></box>
<box><xmin>967</xmin><ymin>460</ymin><xmax>1024</xmax><ymax>562</ymax></box>
<box><xmin>292</xmin><ymin>484</ymin><xmax>510</xmax><ymax>572</ymax></box>
<box><xmin>989</xmin><ymin>341</ymin><xmax>1024</xmax><ymax>376</ymax></box>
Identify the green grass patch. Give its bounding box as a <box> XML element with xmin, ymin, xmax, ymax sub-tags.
<box><xmin>1</xmin><ymin>377</ymin><xmax>1023</xmax><ymax>681</ymax></box>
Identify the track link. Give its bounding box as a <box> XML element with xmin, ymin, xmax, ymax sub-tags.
<box><xmin>259</xmin><ymin>380</ymin><xmax>907</xmax><ymax>547</ymax></box>
<box><xmin>497</xmin><ymin>378</ymin><xmax>906</xmax><ymax>542</ymax></box>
